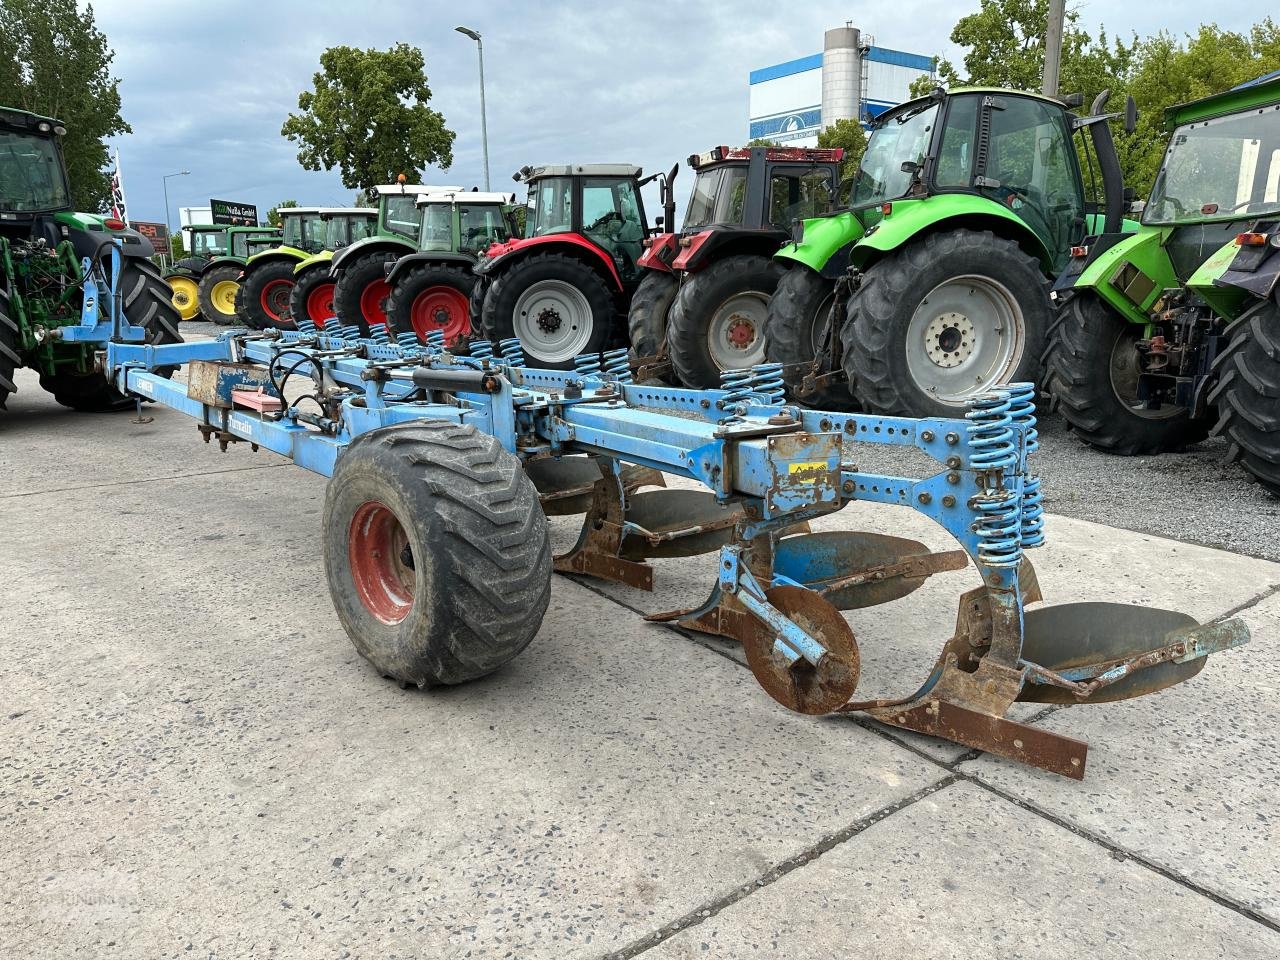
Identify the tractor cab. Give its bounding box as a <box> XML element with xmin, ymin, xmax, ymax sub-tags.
<box><xmin>0</xmin><ymin>108</ymin><xmax>72</xmax><ymax>234</ymax></box>
<box><xmin>187</xmin><ymin>225</ymin><xmax>229</xmax><ymax>258</ymax></box>
<box><xmin>416</xmin><ymin>189</ymin><xmax>514</xmax><ymax>255</ymax></box>
<box><xmin>278</xmin><ymin>207</ymin><xmax>327</xmax><ymax>256</ymax></box>
<box><xmin>319</xmin><ymin>208</ymin><xmax>378</xmax><ymax>251</ymax></box>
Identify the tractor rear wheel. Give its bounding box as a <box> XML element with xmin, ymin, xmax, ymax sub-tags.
<box><xmin>764</xmin><ymin>267</ymin><xmax>855</xmax><ymax>409</ymax></box>
<box><xmin>845</xmin><ymin>229</ymin><xmax>1049</xmax><ymax>418</ymax></box>
<box><xmin>627</xmin><ymin>271</ymin><xmax>677</xmax><ymax>383</ymax></box>
<box><xmin>197</xmin><ymin>263</ymin><xmax>242</xmax><ymax>325</ymax></box>
<box><xmin>165</xmin><ymin>273</ymin><xmax>201</xmax><ymax>322</ymax></box>
<box><xmin>0</xmin><ymin>280</ymin><xmax>18</xmax><ymax>409</ymax></box>
<box><xmin>1044</xmin><ymin>291</ymin><xmax>1208</xmax><ymax>454</ymax></box>
<box><xmin>323</xmin><ymin>420</ymin><xmax>552</xmax><ymax>686</ymax></box>
<box><xmin>386</xmin><ymin>263</ymin><xmax>475</xmax><ymax>345</ymax></box>
<box><xmin>1210</xmin><ymin>299</ymin><xmax>1280</xmax><ymax>495</ymax></box>
<box><xmin>668</xmin><ymin>254</ymin><xmax>781</xmax><ymax>388</ymax></box>
<box><xmin>240</xmin><ymin>261</ymin><xmax>296</xmax><ymax>330</ymax></box>
<box><xmin>39</xmin><ymin>258</ymin><xmax>183</xmax><ymax>411</ymax></box>
<box><xmin>333</xmin><ymin>252</ymin><xmax>399</xmax><ymax>334</ymax></box>
<box><xmin>482</xmin><ymin>253</ymin><xmax>615</xmax><ymax>369</ymax></box>
<box><xmin>288</xmin><ymin>267</ymin><xmax>337</xmax><ymax>330</ymax></box>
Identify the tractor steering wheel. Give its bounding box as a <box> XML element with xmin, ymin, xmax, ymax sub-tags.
<box><xmin>586</xmin><ymin>210</ymin><xmax>622</xmax><ymax>232</ymax></box>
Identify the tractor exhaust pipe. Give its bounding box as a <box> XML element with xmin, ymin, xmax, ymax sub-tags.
<box><xmin>1087</xmin><ymin>90</ymin><xmax>1127</xmax><ymax>234</ymax></box>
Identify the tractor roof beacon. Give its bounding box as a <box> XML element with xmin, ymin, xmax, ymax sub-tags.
<box><xmin>475</xmin><ymin>162</ymin><xmax>675</xmax><ymax>370</ymax></box>
<box><xmin>765</xmin><ymin>86</ymin><xmax>1131</xmax><ymax>416</ymax></box>
<box><xmin>1045</xmin><ymin>72</ymin><xmax>1280</xmax><ymax>495</ymax></box>
<box><xmin>0</xmin><ymin>104</ymin><xmax>182</xmax><ymax>413</ymax></box>
<box><xmin>167</xmin><ymin>224</ymin><xmax>281</xmax><ymax>322</ymax></box>
<box><xmin>631</xmin><ymin>145</ymin><xmax>843</xmax><ymax>387</ymax></box>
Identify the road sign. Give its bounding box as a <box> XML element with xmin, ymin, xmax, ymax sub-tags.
<box><xmin>210</xmin><ymin>199</ymin><xmax>259</xmax><ymax>226</ymax></box>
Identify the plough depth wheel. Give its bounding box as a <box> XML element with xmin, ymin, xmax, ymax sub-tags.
<box><xmin>323</xmin><ymin>421</ymin><xmax>552</xmax><ymax>686</ymax></box>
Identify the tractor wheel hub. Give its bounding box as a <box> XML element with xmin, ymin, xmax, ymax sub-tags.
<box><xmin>536</xmin><ymin>307</ymin><xmax>563</xmax><ymax>334</ymax></box>
<box><xmin>923</xmin><ymin>312</ymin><xmax>976</xmax><ymax>369</ymax></box>
<box><xmin>726</xmin><ymin>314</ymin><xmax>756</xmax><ymax>348</ymax></box>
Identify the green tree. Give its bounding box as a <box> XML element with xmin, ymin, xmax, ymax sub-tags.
<box><xmin>281</xmin><ymin>43</ymin><xmax>455</xmax><ymax>192</ymax></box>
<box><xmin>816</xmin><ymin>117</ymin><xmax>869</xmax><ymax>179</ymax></box>
<box><xmin>267</xmin><ymin>199</ymin><xmax>298</xmax><ymax>227</ymax></box>
<box><xmin>0</xmin><ymin>0</ymin><xmax>130</xmax><ymax>211</ymax></box>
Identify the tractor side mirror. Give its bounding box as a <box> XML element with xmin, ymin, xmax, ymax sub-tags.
<box><xmin>1122</xmin><ymin>186</ymin><xmax>1138</xmax><ymax>213</ymax></box>
<box><xmin>1124</xmin><ymin>96</ymin><xmax>1138</xmax><ymax>134</ymax></box>
<box><xmin>654</xmin><ymin>215</ymin><xmax>664</xmax><ymax>229</ymax></box>
<box><xmin>900</xmin><ymin>160</ymin><xmax>920</xmax><ymax>175</ymax></box>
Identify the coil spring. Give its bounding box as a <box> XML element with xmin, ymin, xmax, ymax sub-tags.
<box><xmin>965</xmin><ymin>391</ymin><xmax>1017</xmax><ymax>472</ymax></box>
<box><xmin>972</xmin><ymin>491</ymin><xmax>1023</xmax><ymax>568</ymax></box>
<box><xmin>423</xmin><ymin>330</ymin><xmax>446</xmax><ymax>351</ymax></box>
<box><xmin>339</xmin><ymin>324</ymin><xmax>362</xmax><ymax>343</ymax></box>
<box><xmin>368</xmin><ymin>326</ymin><xmax>391</xmax><ymax>345</ymax></box>
<box><xmin>499</xmin><ymin>338</ymin><xmax>525</xmax><ymax>367</ymax></box>
<box><xmin>602</xmin><ymin>348</ymin><xmax>632</xmax><ymax>383</ymax></box>
<box><xmin>574</xmin><ymin>352</ymin><xmax>602</xmax><ymax>377</ymax></box>
<box><xmin>748</xmin><ymin>362</ymin><xmax>784</xmax><ymax>405</ymax></box>
<box><xmin>294</xmin><ymin>318</ymin><xmax>317</xmax><ymax>336</ymax></box>
<box><xmin>1006</xmin><ymin>381</ymin><xmax>1044</xmax><ymax>548</ymax></box>
<box><xmin>395</xmin><ymin>330</ymin><xmax>419</xmax><ymax>350</ymax></box>
<box><xmin>470</xmin><ymin>339</ymin><xmax>494</xmax><ymax>361</ymax></box>
<box><xmin>718</xmin><ymin>367</ymin><xmax>753</xmax><ymax>408</ymax></box>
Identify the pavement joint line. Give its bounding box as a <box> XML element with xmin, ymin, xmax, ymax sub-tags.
<box><xmin>598</xmin><ymin>774</ymin><xmax>963</xmax><ymax>960</ymax></box>
<box><xmin>1209</xmin><ymin>581</ymin><xmax>1280</xmax><ymax>622</ymax></box>
<box><xmin>0</xmin><ymin>461</ymin><xmax>293</xmax><ymax>501</ymax></box>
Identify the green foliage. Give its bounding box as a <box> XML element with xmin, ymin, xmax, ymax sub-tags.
<box><xmin>169</xmin><ymin>234</ymin><xmax>184</xmax><ymax>258</ymax></box>
<box><xmin>0</xmin><ymin>0</ymin><xmax>129</xmax><ymax>211</ymax></box>
<box><xmin>816</xmin><ymin>118</ymin><xmax>869</xmax><ymax>179</ymax></box>
<box><xmin>267</xmin><ymin>199</ymin><xmax>298</xmax><ymax>228</ymax></box>
<box><xmin>281</xmin><ymin>43</ymin><xmax>455</xmax><ymax>193</ymax></box>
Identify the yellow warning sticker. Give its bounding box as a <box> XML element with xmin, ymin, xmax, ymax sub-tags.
<box><xmin>787</xmin><ymin>460</ymin><xmax>828</xmax><ymax>479</ymax></box>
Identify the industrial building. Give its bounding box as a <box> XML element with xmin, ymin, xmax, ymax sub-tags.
<box><xmin>748</xmin><ymin>25</ymin><xmax>935</xmax><ymax>145</ymax></box>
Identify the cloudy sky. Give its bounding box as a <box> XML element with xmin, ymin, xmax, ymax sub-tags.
<box><xmin>95</xmin><ymin>0</ymin><xmax>1262</xmax><ymax>228</ymax></box>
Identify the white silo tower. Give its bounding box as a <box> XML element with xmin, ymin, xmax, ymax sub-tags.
<box><xmin>821</xmin><ymin>24</ymin><xmax>863</xmax><ymax>129</ymax></box>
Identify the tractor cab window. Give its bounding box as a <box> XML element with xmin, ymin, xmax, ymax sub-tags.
<box><xmin>352</xmin><ymin>216</ymin><xmax>377</xmax><ymax>241</ymax></box>
<box><xmin>935</xmin><ymin>96</ymin><xmax>978</xmax><ymax>187</ymax></box>
<box><xmin>0</xmin><ymin>130</ymin><xmax>71</xmax><ymax>212</ymax></box>
<box><xmin>231</xmin><ymin>233</ymin><xmax>250</xmax><ymax>258</ymax></box>
<box><xmin>458</xmin><ymin>204</ymin><xmax>509</xmax><ymax>254</ymax></box>
<box><xmin>682</xmin><ymin>166</ymin><xmax>749</xmax><ymax>229</ymax></box>
<box><xmin>382</xmin><ymin>193</ymin><xmax>420</xmax><ymax>241</ymax></box>
<box><xmin>420</xmin><ymin>203</ymin><xmax>454</xmax><ymax>251</ymax></box>
<box><xmin>282</xmin><ymin>214</ymin><xmax>305</xmax><ymax>247</ymax></box>
<box><xmin>301</xmin><ymin>213</ymin><xmax>326</xmax><ymax>252</ymax></box>
<box><xmin>768</xmin><ymin>166</ymin><xmax>834</xmax><ymax>228</ymax></box>
<box><xmin>581</xmin><ymin>176</ymin><xmax>645</xmax><ymax>278</ymax></box>
<box><xmin>978</xmin><ymin>96</ymin><xmax>1085</xmax><ymax>257</ymax></box>
<box><xmin>851</xmin><ymin>102</ymin><xmax>938</xmax><ymax>207</ymax></box>
<box><xmin>1145</xmin><ymin>108</ymin><xmax>1280</xmax><ymax>225</ymax></box>
<box><xmin>527</xmin><ymin>176</ymin><xmax>573</xmax><ymax>236</ymax></box>
<box><xmin>192</xmin><ymin>230</ymin><xmax>228</xmax><ymax>256</ymax></box>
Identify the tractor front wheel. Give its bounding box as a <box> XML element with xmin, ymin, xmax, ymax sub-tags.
<box><xmin>323</xmin><ymin>421</ymin><xmax>552</xmax><ymax>686</ymax></box>
<box><xmin>845</xmin><ymin>229</ymin><xmax>1049</xmax><ymax>418</ymax></box>
<box><xmin>0</xmin><ymin>280</ymin><xmax>18</xmax><ymax>409</ymax></box>
<box><xmin>1044</xmin><ymin>291</ymin><xmax>1208</xmax><ymax>454</ymax></box>
<box><xmin>165</xmin><ymin>273</ymin><xmax>201</xmax><ymax>322</ymax></box>
<box><xmin>763</xmin><ymin>267</ymin><xmax>855</xmax><ymax>409</ymax></box>
<box><xmin>240</xmin><ymin>261</ymin><xmax>297</xmax><ymax>330</ymax></box>
<box><xmin>1210</xmin><ymin>299</ymin><xmax>1280</xmax><ymax>495</ymax></box>
<box><xmin>482</xmin><ymin>253</ymin><xmax>615</xmax><ymax>369</ymax></box>
<box><xmin>626</xmin><ymin>271</ymin><xmax>677</xmax><ymax>383</ymax></box>
<box><xmin>197</xmin><ymin>264</ymin><xmax>243</xmax><ymax>325</ymax></box>
<box><xmin>333</xmin><ymin>252</ymin><xmax>399</xmax><ymax>334</ymax></box>
<box><xmin>289</xmin><ymin>267</ymin><xmax>337</xmax><ymax>330</ymax></box>
<box><xmin>668</xmin><ymin>254</ymin><xmax>781</xmax><ymax>388</ymax></box>
<box><xmin>385</xmin><ymin>263</ymin><xmax>475</xmax><ymax>345</ymax></box>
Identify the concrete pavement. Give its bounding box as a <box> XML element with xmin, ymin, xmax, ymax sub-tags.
<box><xmin>1</xmin><ymin>356</ymin><xmax>1277</xmax><ymax>959</ymax></box>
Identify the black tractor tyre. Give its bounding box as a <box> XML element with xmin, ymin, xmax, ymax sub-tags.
<box><xmin>197</xmin><ymin>263</ymin><xmax>243</xmax><ymax>325</ymax></box>
<box><xmin>288</xmin><ymin>266</ymin><xmax>337</xmax><ymax>330</ymax></box>
<box><xmin>239</xmin><ymin>260</ymin><xmax>297</xmax><ymax>331</ymax></box>
<box><xmin>39</xmin><ymin>258</ymin><xmax>183</xmax><ymax>411</ymax></box>
<box><xmin>323</xmin><ymin>420</ymin><xmax>552</xmax><ymax>686</ymax></box>
<box><xmin>0</xmin><ymin>282</ymin><xmax>18</xmax><ymax>409</ymax></box>
<box><xmin>1044</xmin><ymin>290</ymin><xmax>1209</xmax><ymax>454</ymax></box>
<box><xmin>845</xmin><ymin>229</ymin><xmax>1050</xmax><ymax>418</ymax></box>
<box><xmin>385</xmin><ymin>262</ymin><xmax>476</xmax><ymax>345</ymax></box>
<box><xmin>668</xmin><ymin>254</ymin><xmax>783</xmax><ymax>389</ymax></box>
<box><xmin>481</xmin><ymin>253</ymin><xmax>616</xmax><ymax>370</ymax></box>
<box><xmin>627</xmin><ymin>271</ymin><xmax>678</xmax><ymax>383</ymax></box>
<box><xmin>333</xmin><ymin>251</ymin><xmax>399</xmax><ymax>335</ymax></box>
<box><xmin>1210</xmin><ymin>299</ymin><xmax>1280</xmax><ymax>495</ymax></box>
<box><xmin>763</xmin><ymin>267</ymin><xmax>856</xmax><ymax>409</ymax></box>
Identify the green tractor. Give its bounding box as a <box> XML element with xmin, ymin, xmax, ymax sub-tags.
<box><xmin>1046</xmin><ymin>72</ymin><xmax>1280</xmax><ymax>494</ymax></box>
<box><xmin>765</xmin><ymin>86</ymin><xmax>1130</xmax><ymax>415</ymax></box>
<box><xmin>234</xmin><ymin>206</ymin><xmax>329</xmax><ymax>329</ymax></box>
<box><xmin>0</xmin><ymin>106</ymin><xmax>181</xmax><ymax>412</ymax></box>
<box><xmin>382</xmin><ymin>188</ymin><xmax>516</xmax><ymax>344</ymax></box>
<box><xmin>285</xmin><ymin>208</ymin><xmax>379</xmax><ymax>330</ymax></box>
<box><xmin>164</xmin><ymin>224</ymin><xmax>279</xmax><ymax>322</ymax></box>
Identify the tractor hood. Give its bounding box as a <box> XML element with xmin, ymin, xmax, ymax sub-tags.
<box><xmin>294</xmin><ymin>249</ymin><xmax>335</xmax><ymax>275</ymax></box>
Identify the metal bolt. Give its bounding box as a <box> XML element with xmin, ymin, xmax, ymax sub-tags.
<box><xmin>842</xmin><ymin>479</ymin><xmax>855</xmax><ymax>494</ymax></box>
<box><xmin>819</xmin><ymin>418</ymin><xmax>832</xmax><ymax>431</ymax></box>
<box><xmin>921</xmin><ymin>430</ymin><xmax>934</xmax><ymax>442</ymax></box>
<box><xmin>845</xmin><ymin>422</ymin><xmax>857</xmax><ymax>434</ymax></box>
<box><xmin>945</xmin><ymin>432</ymin><xmax>959</xmax><ymax>445</ymax></box>
<box><xmin>700</xmin><ymin>399</ymin><xmax>711</xmax><ymax>409</ymax></box>
<box><xmin>945</xmin><ymin>456</ymin><xmax>961</xmax><ymax>469</ymax></box>
<box><xmin>768</xmin><ymin>411</ymin><xmax>794</xmax><ymax>426</ymax></box>
<box><xmin>942</xmin><ymin>494</ymin><xmax>956</xmax><ymax>508</ymax></box>
<box><xmin>947</xmin><ymin>472</ymin><xmax>960</xmax><ymax>485</ymax></box>
<box><xmin>917</xmin><ymin>492</ymin><xmax>931</xmax><ymax>505</ymax></box>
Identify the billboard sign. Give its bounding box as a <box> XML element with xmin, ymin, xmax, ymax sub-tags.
<box><xmin>210</xmin><ymin>198</ymin><xmax>259</xmax><ymax>226</ymax></box>
<box><xmin>131</xmin><ymin>220</ymin><xmax>169</xmax><ymax>244</ymax></box>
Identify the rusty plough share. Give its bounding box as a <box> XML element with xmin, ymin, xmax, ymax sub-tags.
<box><xmin>76</xmin><ymin>241</ymin><xmax>1249</xmax><ymax>780</ymax></box>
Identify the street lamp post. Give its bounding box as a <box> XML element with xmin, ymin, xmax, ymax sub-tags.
<box><xmin>162</xmin><ymin>170</ymin><xmax>190</xmax><ymax>266</ymax></box>
<box><xmin>455</xmin><ymin>26</ymin><xmax>491</xmax><ymax>191</ymax></box>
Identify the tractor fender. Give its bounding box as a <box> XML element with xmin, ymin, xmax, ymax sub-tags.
<box><xmin>244</xmin><ymin>249</ymin><xmax>308</xmax><ymax>271</ymax></box>
<box><xmin>638</xmin><ymin>233</ymin><xmax>678</xmax><ymax>273</ymax></box>
<box><xmin>387</xmin><ymin>251</ymin><xmax>477</xmax><ymax>286</ymax></box>
<box><xmin>476</xmin><ymin>234</ymin><xmax>623</xmax><ymax>291</ymax></box>
<box><xmin>671</xmin><ymin>228</ymin><xmax>785</xmax><ymax>273</ymax></box>
<box><xmin>330</xmin><ymin>236</ymin><xmax>415</xmax><ymax>276</ymax></box>
<box><xmin>774</xmin><ymin>210</ymin><xmax>863</xmax><ymax>273</ymax></box>
<box><xmin>1189</xmin><ymin>229</ymin><xmax>1280</xmax><ymax>320</ymax></box>
<box><xmin>1070</xmin><ymin>228</ymin><xmax>1177</xmax><ymax>325</ymax></box>
<box><xmin>293</xmin><ymin>250</ymin><xmax>335</xmax><ymax>276</ymax></box>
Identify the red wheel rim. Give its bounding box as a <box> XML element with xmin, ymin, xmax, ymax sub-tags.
<box><xmin>306</xmin><ymin>282</ymin><xmax>336</xmax><ymax>328</ymax></box>
<box><xmin>348</xmin><ymin>500</ymin><xmax>414</xmax><ymax>625</ymax></box>
<box><xmin>260</xmin><ymin>278</ymin><xmax>294</xmax><ymax>322</ymax></box>
<box><xmin>360</xmin><ymin>279</ymin><xmax>392</xmax><ymax>327</ymax></box>
<box><xmin>410</xmin><ymin>285</ymin><xmax>472</xmax><ymax>342</ymax></box>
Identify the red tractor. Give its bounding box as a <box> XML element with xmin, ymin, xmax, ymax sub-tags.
<box><xmin>629</xmin><ymin>145</ymin><xmax>843</xmax><ymax>387</ymax></box>
<box><xmin>477</xmin><ymin>163</ymin><xmax>676</xmax><ymax>369</ymax></box>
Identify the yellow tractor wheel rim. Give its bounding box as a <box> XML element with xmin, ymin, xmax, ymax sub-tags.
<box><xmin>211</xmin><ymin>280</ymin><xmax>240</xmax><ymax>316</ymax></box>
<box><xmin>169</xmin><ymin>276</ymin><xmax>200</xmax><ymax>321</ymax></box>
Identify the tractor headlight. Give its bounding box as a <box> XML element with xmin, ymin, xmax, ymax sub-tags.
<box><xmin>53</xmin><ymin>125</ymin><xmax>66</xmax><ymax>136</ymax></box>
<box><xmin>37</xmin><ymin>121</ymin><xmax>51</xmax><ymax>132</ymax></box>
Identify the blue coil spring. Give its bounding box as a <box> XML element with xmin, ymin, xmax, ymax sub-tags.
<box><xmin>748</xmin><ymin>362</ymin><xmax>784</xmax><ymax>405</ymax></box>
<box><xmin>470</xmin><ymin>339</ymin><xmax>494</xmax><ymax>361</ymax></box>
<box><xmin>396</xmin><ymin>330</ymin><xmax>419</xmax><ymax>350</ymax></box>
<box><xmin>574</xmin><ymin>352</ymin><xmax>602</xmax><ymax>377</ymax></box>
<box><xmin>294</xmin><ymin>318</ymin><xmax>317</xmax><ymax>336</ymax></box>
<box><xmin>368</xmin><ymin>326</ymin><xmax>391</xmax><ymax>345</ymax></box>
<box><xmin>1006</xmin><ymin>382</ymin><xmax>1044</xmax><ymax>548</ymax></box>
<box><xmin>965</xmin><ymin>391</ymin><xmax>1017</xmax><ymax>471</ymax></box>
<box><xmin>499</xmin><ymin>338</ymin><xmax>525</xmax><ymax>367</ymax></box>
<box><xmin>602</xmin><ymin>348</ymin><xmax>632</xmax><ymax>383</ymax></box>
<box><xmin>339</xmin><ymin>324</ymin><xmax>362</xmax><ymax>343</ymax></box>
<box><xmin>424</xmin><ymin>330</ymin><xmax>446</xmax><ymax>351</ymax></box>
<box><xmin>1006</xmin><ymin>382</ymin><xmax>1039</xmax><ymax>454</ymax></box>
<box><xmin>719</xmin><ymin>367</ymin><xmax>753</xmax><ymax>408</ymax></box>
<box><xmin>972</xmin><ymin>491</ymin><xmax>1023</xmax><ymax>567</ymax></box>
